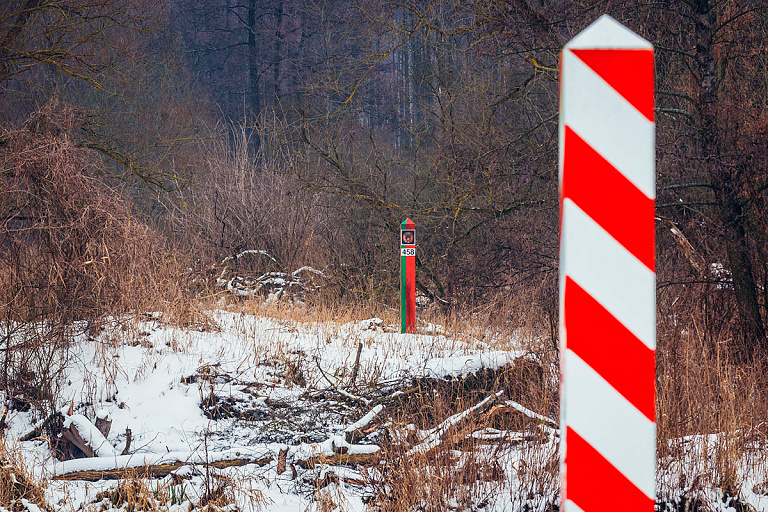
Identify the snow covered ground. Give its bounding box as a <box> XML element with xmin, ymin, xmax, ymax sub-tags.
<box><xmin>3</xmin><ymin>308</ymin><xmax>768</xmax><ymax>511</ymax></box>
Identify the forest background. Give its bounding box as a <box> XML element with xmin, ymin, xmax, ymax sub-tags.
<box><xmin>2</xmin><ymin>0</ymin><xmax>768</xmax><ymax>467</ymax></box>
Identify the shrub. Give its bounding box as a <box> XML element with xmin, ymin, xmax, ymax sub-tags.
<box><xmin>0</xmin><ymin>103</ymin><xmax>167</xmax><ymax>434</ymax></box>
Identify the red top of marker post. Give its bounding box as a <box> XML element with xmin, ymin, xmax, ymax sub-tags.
<box><xmin>563</xmin><ymin>16</ymin><xmax>654</xmax><ymax>122</ymax></box>
<box><xmin>560</xmin><ymin>15</ymin><xmax>656</xmax><ymax>271</ymax></box>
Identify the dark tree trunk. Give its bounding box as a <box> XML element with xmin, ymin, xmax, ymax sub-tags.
<box><xmin>272</xmin><ymin>0</ymin><xmax>284</xmax><ymax>107</ymax></box>
<box><xmin>247</xmin><ymin>0</ymin><xmax>261</xmax><ymax>153</ymax></box>
<box><xmin>0</xmin><ymin>0</ymin><xmax>45</xmax><ymax>82</ymax></box>
<box><xmin>693</xmin><ymin>0</ymin><xmax>766</xmax><ymax>357</ymax></box>
<box><xmin>247</xmin><ymin>0</ymin><xmax>261</xmax><ymax>117</ymax></box>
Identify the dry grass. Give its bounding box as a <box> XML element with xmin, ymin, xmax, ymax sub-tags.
<box><xmin>0</xmin><ymin>105</ymin><xmax>188</xmax><ymax>421</ymax></box>
<box><xmin>0</xmin><ymin>103</ymin><xmax>220</xmax><ymax>442</ymax></box>
<box><xmin>94</xmin><ymin>477</ymin><xmax>159</xmax><ymax>512</ymax></box>
<box><xmin>235</xmin><ymin>293</ymin><xmax>399</xmax><ymax>328</ymax></box>
<box><xmin>656</xmin><ymin>284</ymin><xmax>768</xmax><ymax>507</ymax></box>
<box><xmin>5</xmin><ymin>280</ymin><xmax>768</xmax><ymax>511</ymax></box>
<box><xmin>0</xmin><ymin>438</ymin><xmax>50</xmax><ymax>512</ymax></box>
<box><xmin>88</xmin><ymin>469</ymin><xmax>265</xmax><ymax>511</ymax></box>
<box><xmin>368</xmin><ymin>353</ymin><xmax>559</xmax><ymax>512</ymax></box>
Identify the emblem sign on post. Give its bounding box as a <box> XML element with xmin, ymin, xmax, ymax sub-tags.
<box><xmin>400</xmin><ymin>218</ymin><xmax>416</xmax><ymax>334</ymax></box>
<box><xmin>559</xmin><ymin>15</ymin><xmax>656</xmax><ymax>512</ymax></box>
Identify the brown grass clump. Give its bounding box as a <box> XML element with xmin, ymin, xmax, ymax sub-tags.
<box><xmin>0</xmin><ymin>439</ymin><xmax>49</xmax><ymax>512</ymax></box>
<box><xmin>0</xmin><ymin>465</ymin><xmax>49</xmax><ymax>512</ymax></box>
<box><xmin>95</xmin><ymin>478</ymin><xmax>159</xmax><ymax>512</ymax></box>
<box><xmin>92</xmin><ymin>473</ymin><xmax>192</xmax><ymax>511</ymax></box>
<box><xmin>0</xmin><ymin>102</ymin><xmax>206</xmax><ymax>413</ymax></box>
<box><xmin>0</xmin><ymin>103</ymin><xmax>168</xmax><ymax>326</ymax></box>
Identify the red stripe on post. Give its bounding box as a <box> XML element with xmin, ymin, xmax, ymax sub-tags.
<box><xmin>565</xmin><ymin>427</ymin><xmax>655</xmax><ymax>511</ymax></box>
<box><xmin>570</xmin><ymin>49</ymin><xmax>654</xmax><ymax>121</ymax></box>
<box><xmin>562</xmin><ymin>126</ymin><xmax>655</xmax><ymax>271</ymax></box>
<box><xmin>406</xmin><ymin>253</ymin><xmax>415</xmax><ymax>332</ymax></box>
<box><xmin>564</xmin><ymin>277</ymin><xmax>655</xmax><ymax>421</ymax></box>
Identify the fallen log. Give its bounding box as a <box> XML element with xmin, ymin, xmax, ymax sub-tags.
<box><xmin>54</xmin><ymin>456</ymin><xmax>274</xmax><ymax>481</ymax></box>
<box><xmin>55</xmin><ymin>449</ymin><xmax>382</xmax><ymax>481</ymax></box>
<box><xmin>60</xmin><ymin>423</ymin><xmax>95</xmax><ymax>458</ymax></box>
<box><xmin>408</xmin><ymin>390</ymin><xmax>504</xmax><ymax>455</ymax></box>
<box><xmin>53</xmin><ymin>447</ymin><xmax>279</xmax><ymax>481</ymax></box>
<box><xmin>344</xmin><ymin>404</ymin><xmax>384</xmax><ymax>444</ymax></box>
<box><xmin>294</xmin><ymin>451</ymin><xmax>381</xmax><ymax>470</ymax></box>
<box><xmin>54</xmin><ymin>409</ymin><xmax>385</xmax><ymax>482</ymax></box>
<box><xmin>309</xmin><ymin>470</ymin><xmax>367</xmax><ymax>489</ymax></box>
<box><xmin>53</xmin><ymin>440</ymin><xmax>381</xmax><ymax>481</ymax></box>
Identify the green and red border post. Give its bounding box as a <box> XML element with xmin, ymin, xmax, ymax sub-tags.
<box><xmin>400</xmin><ymin>218</ymin><xmax>416</xmax><ymax>333</ymax></box>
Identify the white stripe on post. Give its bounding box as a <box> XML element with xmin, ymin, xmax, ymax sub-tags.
<box><xmin>561</xmin><ymin>200</ymin><xmax>656</xmax><ymax>348</ymax></box>
<box><xmin>565</xmin><ymin>352</ymin><xmax>656</xmax><ymax>498</ymax></box>
<box><xmin>559</xmin><ymin>15</ymin><xmax>656</xmax><ymax>512</ymax></box>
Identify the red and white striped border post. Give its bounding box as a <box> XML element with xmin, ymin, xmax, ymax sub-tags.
<box><xmin>559</xmin><ymin>15</ymin><xmax>656</xmax><ymax>512</ymax></box>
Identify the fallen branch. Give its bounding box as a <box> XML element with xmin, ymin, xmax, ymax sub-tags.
<box><xmin>312</xmin><ymin>356</ymin><xmax>371</xmax><ymax>405</ymax></box>
<box><xmin>496</xmin><ymin>400</ymin><xmax>557</xmax><ymax>426</ymax></box>
<box><xmin>305</xmin><ymin>467</ymin><xmax>368</xmax><ymax>488</ymax></box>
<box><xmin>54</xmin><ymin>406</ymin><xmax>386</xmax><ymax>482</ymax></box>
<box><xmin>54</xmin><ymin>457</ymin><xmax>273</xmax><ymax>481</ymax></box>
<box><xmin>409</xmin><ymin>391</ymin><xmax>504</xmax><ymax>455</ymax></box>
<box><xmin>18</xmin><ymin>412</ymin><xmax>60</xmax><ymax>442</ymax></box>
<box><xmin>468</xmin><ymin>428</ymin><xmax>542</xmax><ymax>445</ymax></box>
<box><xmin>60</xmin><ymin>414</ymin><xmax>117</xmax><ymax>458</ymax></box>
<box><xmin>344</xmin><ymin>404</ymin><xmax>384</xmax><ymax>444</ymax></box>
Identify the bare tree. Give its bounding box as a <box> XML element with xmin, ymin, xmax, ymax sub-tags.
<box><xmin>648</xmin><ymin>0</ymin><xmax>768</xmax><ymax>358</ymax></box>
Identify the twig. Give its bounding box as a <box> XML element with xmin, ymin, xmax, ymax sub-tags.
<box><xmin>344</xmin><ymin>405</ymin><xmax>384</xmax><ymax>434</ymax></box>
<box><xmin>497</xmin><ymin>400</ymin><xmax>557</xmax><ymax>426</ymax></box>
<box><xmin>344</xmin><ymin>405</ymin><xmax>384</xmax><ymax>443</ymax></box>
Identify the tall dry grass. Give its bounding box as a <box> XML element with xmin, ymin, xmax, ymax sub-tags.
<box><xmin>168</xmin><ymin>119</ymin><xmax>330</xmax><ymax>281</ymax></box>
<box><xmin>361</xmin><ymin>276</ymin><xmax>768</xmax><ymax>510</ymax></box>
<box><xmin>656</xmin><ymin>282</ymin><xmax>768</xmax><ymax>505</ymax></box>
<box><xmin>351</xmin><ymin>284</ymin><xmax>561</xmax><ymax>511</ymax></box>
<box><xmin>367</xmin><ymin>361</ymin><xmax>559</xmax><ymax>511</ymax></box>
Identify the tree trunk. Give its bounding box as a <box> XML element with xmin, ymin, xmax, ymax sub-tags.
<box><xmin>247</xmin><ymin>0</ymin><xmax>261</xmax><ymax>153</ymax></box>
<box><xmin>272</xmin><ymin>0</ymin><xmax>284</xmax><ymax>107</ymax></box>
<box><xmin>247</xmin><ymin>0</ymin><xmax>261</xmax><ymax>117</ymax></box>
<box><xmin>693</xmin><ymin>0</ymin><xmax>766</xmax><ymax>357</ymax></box>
